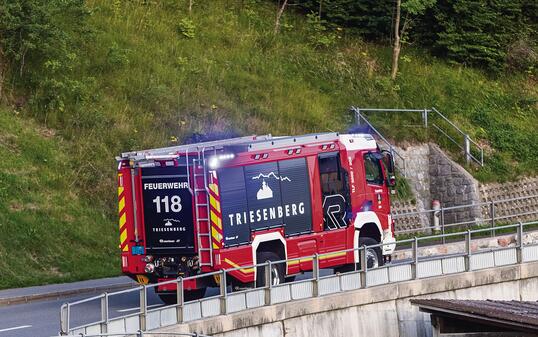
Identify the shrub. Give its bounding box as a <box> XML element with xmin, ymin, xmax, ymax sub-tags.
<box><xmin>176</xmin><ymin>18</ymin><xmax>196</xmax><ymax>39</ymax></box>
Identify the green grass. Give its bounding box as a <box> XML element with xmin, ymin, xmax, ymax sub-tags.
<box><xmin>0</xmin><ymin>110</ymin><xmax>117</xmax><ymax>289</ymax></box>
<box><xmin>0</xmin><ymin>0</ymin><xmax>536</xmax><ymax>287</ymax></box>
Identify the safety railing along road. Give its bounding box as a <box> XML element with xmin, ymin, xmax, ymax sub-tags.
<box><xmin>52</xmin><ymin>332</ymin><xmax>211</xmax><ymax>337</ymax></box>
<box><xmin>61</xmin><ymin>220</ymin><xmax>538</xmax><ymax>336</ymax></box>
<box><xmin>393</xmin><ymin>194</ymin><xmax>538</xmax><ymax>240</ymax></box>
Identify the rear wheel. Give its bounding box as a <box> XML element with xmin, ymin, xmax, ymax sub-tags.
<box><xmin>256</xmin><ymin>251</ymin><xmax>285</xmax><ymax>287</ymax></box>
<box><xmin>158</xmin><ymin>288</ymin><xmax>206</xmax><ymax>305</ymax></box>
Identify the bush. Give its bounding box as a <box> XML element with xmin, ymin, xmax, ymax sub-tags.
<box><xmin>506</xmin><ymin>39</ymin><xmax>537</xmax><ymax>75</ymax></box>
<box><xmin>0</xmin><ymin>0</ymin><xmax>91</xmax><ymax>119</ymax></box>
<box><xmin>177</xmin><ymin>18</ymin><xmax>196</xmax><ymax>39</ymax></box>
<box><xmin>305</xmin><ymin>13</ymin><xmax>338</xmax><ymax>49</ymax></box>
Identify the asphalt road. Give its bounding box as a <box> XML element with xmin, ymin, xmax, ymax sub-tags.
<box><xmin>0</xmin><ymin>269</ymin><xmax>338</xmax><ymax>337</ymax></box>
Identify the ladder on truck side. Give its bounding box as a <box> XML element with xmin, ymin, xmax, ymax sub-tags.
<box><xmin>186</xmin><ymin>147</ymin><xmax>216</xmax><ymax>268</ymax></box>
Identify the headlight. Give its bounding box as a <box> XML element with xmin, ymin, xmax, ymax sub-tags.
<box><xmin>144</xmin><ymin>263</ymin><xmax>155</xmax><ymax>273</ymax></box>
<box><xmin>143</xmin><ymin>255</ymin><xmax>153</xmax><ymax>263</ymax></box>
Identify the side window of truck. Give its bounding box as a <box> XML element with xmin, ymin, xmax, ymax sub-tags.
<box><xmin>318</xmin><ymin>152</ymin><xmax>350</xmax><ymax>230</ymax></box>
<box><xmin>363</xmin><ymin>153</ymin><xmax>384</xmax><ymax>185</ymax></box>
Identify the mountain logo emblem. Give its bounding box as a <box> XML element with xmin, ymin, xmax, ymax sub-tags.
<box><xmin>256</xmin><ymin>180</ymin><xmax>273</xmax><ymax>200</ymax></box>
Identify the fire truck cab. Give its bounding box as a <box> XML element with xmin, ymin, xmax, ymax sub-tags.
<box><xmin>116</xmin><ymin>132</ymin><xmax>396</xmax><ymax>303</ymax></box>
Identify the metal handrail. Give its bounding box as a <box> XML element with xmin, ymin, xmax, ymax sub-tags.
<box><xmin>351</xmin><ymin>107</ymin><xmax>407</xmax><ymax>176</ymax></box>
<box><xmin>352</xmin><ymin>106</ymin><xmax>485</xmax><ymax>167</ymax></box>
<box><xmin>61</xmin><ymin>219</ymin><xmax>538</xmax><ymax>335</ymax></box>
<box><xmin>54</xmin><ymin>332</ymin><xmax>212</xmax><ymax>337</ymax></box>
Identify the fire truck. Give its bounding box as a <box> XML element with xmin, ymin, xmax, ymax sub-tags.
<box><xmin>116</xmin><ymin>132</ymin><xmax>397</xmax><ymax>303</ymax></box>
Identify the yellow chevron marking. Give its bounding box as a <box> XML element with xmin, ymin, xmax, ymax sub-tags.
<box><xmin>223</xmin><ymin>258</ymin><xmax>254</xmax><ymax>274</ymax></box>
<box><xmin>210</xmin><ymin>210</ymin><xmax>222</xmax><ymax>230</ymax></box>
<box><xmin>212</xmin><ymin>242</ymin><xmax>219</xmax><ymax>249</ymax></box>
<box><xmin>211</xmin><ymin>226</ymin><xmax>222</xmax><ymax>241</ymax></box>
<box><xmin>119</xmin><ymin>213</ymin><xmax>127</xmax><ymax>229</ymax></box>
<box><xmin>118</xmin><ymin>197</ymin><xmax>125</xmax><ymax>213</ymax></box>
<box><xmin>120</xmin><ymin>228</ymin><xmax>127</xmax><ymax>245</ymax></box>
<box><xmin>117</xmin><ymin>185</ymin><xmax>124</xmax><ymax>197</ymax></box>
<box><xmin>123</xmin><ymin>245</ymin><xmax>129</xmax><ymax>252</ymax></box>
<box><xmin>209</xmin><ymin>183</ymin><xmax>219</xmax><ymax>197</ymax></box>
<box><xmin>209</xmin><ymin>195</ymin><xmax>221</xmax><ymax>213</ymax></box>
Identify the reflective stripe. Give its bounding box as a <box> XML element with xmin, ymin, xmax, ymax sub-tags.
<box><xmin>223</xmin><ymin>258</ymin><xmax>254</xmax><ymax>274</ymax></box>
<box><xmin>209</xmin><ymin>195</ymin><xmax>221</xmax><ymax>213</ymax></box>
<box><xmin>118</xmin><ymin>197</ymin><xmax>125</xmax><ymax>213</ymax></box>
<box><xmin>119</xmin><ymin>213</ymin><xmax>127</xmax><ymax>229</ymax></box>
<box><xmin>209</xmin><ymin>183</ymin><xmax>219</xmax><ymax>197</ymax></box>
<box><xmin>120</xmin><ymin>228</ymin><xmax>127</xmax><ymax>245</ymax></box>
<box><xmin>210</xmin><ymin>210</ymin><xmax>222</xmax><ymax>230</ymax></box>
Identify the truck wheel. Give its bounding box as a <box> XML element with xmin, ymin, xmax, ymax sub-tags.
<box><xmin>359</xmin><ymin>237</ymin><xmax>384</xmax><ymax>269</ymax></box>
<box><xmin>256</xmin><ymin>251</ymin><xmax>285</xmax><ymax>287</ymax></box>
<box><xmin>158</xmin><ymin>288</ymin><xmax>206</xmax><ymax>305</ymax></box>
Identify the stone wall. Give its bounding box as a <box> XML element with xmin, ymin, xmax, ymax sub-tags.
<box><xmin>428</xmin><ymin>144</ymin><xmax>482</xmax><ymax>224</ymax></box>
<box><xmin>479</xmin><ymin>177</ymin><xmax>538</xmax><ymax>224</ymax></box>
<box><xmin>382</xmin><ymin>143</ymin><xmax>537</xmax><ymax>233</ymax></box>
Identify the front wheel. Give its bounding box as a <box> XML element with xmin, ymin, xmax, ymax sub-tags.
<box><xmin>158</xmin><ymin>288</ymin><xmax>206</xmax><ymax>305</ymax></box>
<box><xmin>359</xmin><ymin>237</ymin><xmax>384</xmax><ymax>269</ymax></box>
<box><xmin>256</xmin><ymin>251</ymin><xmax>285</xmax><ymax>287</ymax></box>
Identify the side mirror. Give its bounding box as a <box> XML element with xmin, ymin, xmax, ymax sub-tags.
<box><xmin>381</xmin><ymin>150</ymin><xmax>396</xmax><ymax>187</ymax></box>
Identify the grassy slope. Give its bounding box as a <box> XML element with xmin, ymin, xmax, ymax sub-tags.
<box><xmin>0</xmin><ymin>0</ymin><xmax>536</xmax><ymax>288</ymax></box>
<box><xmin>0</xmin><ymin>111</ymin><xmax>117</xmax><ymax>288</ymax></box>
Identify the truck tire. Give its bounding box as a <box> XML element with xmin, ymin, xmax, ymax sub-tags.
<box><xmin>359</xmin><ymin>237</ymin><xmax>384</xmax><ymax>269</ymax></box>
<box><xmin>256</xmin><ymin>251</ymin><xmax>285</xmax><ymax>287</ymax></box>
<box><xmin>158</xmin><ymin>288</ymin><xmax>206</xmax><ymax>305</ymax></box>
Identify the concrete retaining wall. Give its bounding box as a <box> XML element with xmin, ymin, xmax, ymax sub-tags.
<box><xmin>155</xmin><ymin>262</ymin><xmax>538</xmax><ymax>337</ymax></box>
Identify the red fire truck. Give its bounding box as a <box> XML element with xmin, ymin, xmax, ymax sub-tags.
<box><xmin>116</xmin><ymin>132</ymin><xmax>396</xmax><ymax>303</ymax></box>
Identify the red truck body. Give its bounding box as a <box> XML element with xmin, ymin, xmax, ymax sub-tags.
<box><xmin>117</xmin><ymin>133</ymin><xmax>396</xmax><ymax>296</ymax></box>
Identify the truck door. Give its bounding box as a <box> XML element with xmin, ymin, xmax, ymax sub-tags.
<box><xmin>318</xmin><ymin>152</ymin><xmax>350</xmax><ymax>267</ymax></box>
<box><xmin>361</xmin><ymin>152</ymin><xmax>390</xmax><ymax>229</ymax></box>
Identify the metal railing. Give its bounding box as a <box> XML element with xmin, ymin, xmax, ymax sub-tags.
<box><xmin>52</xmin><ymin>332</ymin><xmax>211</xmax><ymax>337</ymax></box>
<box><xmin>393</xmin><ymin>194</ymin><xmax>538</xmax><ymax>240</ymax></box>
<box><xmin>61</xmin><ymin>220</ymin><xmax>538</xmax><ymax>336</ymax></box>
<box><xmin>351</xmin><ymin>107</ymin><xmax>485</xmax><ymax>173</ymax></box>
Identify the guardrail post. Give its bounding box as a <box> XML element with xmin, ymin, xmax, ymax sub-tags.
<box><xmin>441</xmin><ymin>208</ymin><xmax>446</xmax><ymax>244</ymax></box>
<box><xmin>412</xmin><ymin>237</ymin><xmax>418</xmax><ymax>279</ymax></box>
<box><xmin>490</xmin><ymin>201</ymin><xmax>496</xmax><ymax>235</ymax></box>
<box><xmin>464</xmin><ymin>134</ymin><xmax>471</xmax><ymax>165</ymax></box>
<box><xmin>355</xmin><ymin>108</ymin><xmax>361</xmax><ymax>125</ymax></box>
<box><xmin>100</xmin><ymin>293</ymin><xmax>108</xmax><ymax>334</ymax></box>
<box><xmin>312</xmin><ymin>254</ymin><xmax>320</xmax><ymax>297</ymax></box>
<box><xmin>60</xmin><ymin>303</ymin><xmax>69</xmax><ymax>335</ymax></box>
<box><xmin>423</xmin><ymin>109</ymin><xmax>428</xmax><ymax>128</ymax></box>
<box><xmin>465</xmin><ymin>230</ymin><xmax>472</xmax><ymax>271</ymax></box>
<box><xmin>517</xmin><ymin>222</ymin><xmax>524</xmax><ymax>263</ymax></box>
<box><xmin>139</xmin><ymin>285</ymin><xmax>147</xmax><ymax>331</ymax></box>
<box><xmin>176</xmin><ymin>277</ymin><xmax>184</xmax><ymax>324</ymax></box>
<box><xmin>219</xmin><ymin>270</ymin><xmax>227</xmax><ymax>314</ymax></box>
<box><xmin>360</xmin><ymin>248</ymin><xmax>368</xmax><ymax>288</ymax></box>
<box><xmin>264</xmin><ymin>261</ymin><xmax>272</xmax><ymax>306</ymax></box>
